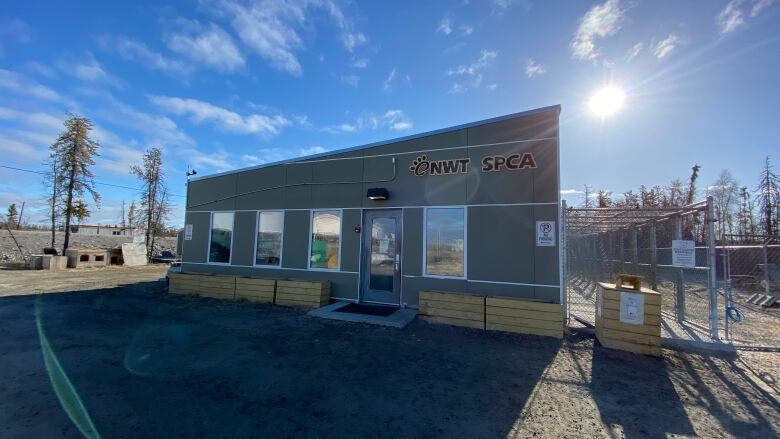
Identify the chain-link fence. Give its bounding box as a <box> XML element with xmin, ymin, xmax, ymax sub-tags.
<box><xmin>719</xmin><ymin>235</ymin><xmax>780</xmax><ymax>347</ymax></box>
<box><xmin>563</xmin><ymin>199</ymin><xmax>720</xmax><ymax>342</ymax></box>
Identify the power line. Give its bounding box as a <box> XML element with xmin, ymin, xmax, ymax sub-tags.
<box><xmin>0</xmin><ymin>163</ymin><xmax>186</xmax><ymax>198</ymax></box>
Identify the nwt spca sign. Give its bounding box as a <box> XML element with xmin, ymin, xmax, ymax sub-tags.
<box><xmin>409</xmin><ymin>153</ymin><xmax>537</xmax><ymax>176</ymax></box>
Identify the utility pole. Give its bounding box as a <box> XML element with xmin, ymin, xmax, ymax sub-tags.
<box><xmin>16</xmin><ymin>201</ymin><xmax>25</xmax><ymax>230</ymax></box>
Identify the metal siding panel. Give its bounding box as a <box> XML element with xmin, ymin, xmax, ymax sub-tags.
<box><xmin>467</xmin><ymin>282</ymin><xmax>536</xmax><ymax>301</ymax></box>
<box><xmin>284</xmin><ymin>162</ymin><xmax>312</xmax><ymax>208</ymax></box>
<box><xmin>340</xmin><ymin>209</ymin><xmax>361</xmax><ymax>273</ymax></box>
<box><xmin>234</xmin><ymin>165</ymin><xmax>285</xmax><ymax>210</ymax></box>
<box><xmin>533</xmin><ymin>204</ymin><xmax>560</xmax><ymax>286</ymax></box>
<box><xmin>402</xmin><ymin>208</ymin><xmax>423</xmax><ymax>277</ymax></box>
<box><xmin>465</xmin><ymin>143</ymin><xmax>534</xmax><ymax>205</ymax></box>
<box><xmin>181</xmin><ymin>211</ymin><xmax>210</xmax><ymax>263</ymax></box>
<box><xmin>232</xmin><ymin>211</ymin><xmax>256</xmax><ymax>267</ymax></box>
<box><xmin>401</xmin><ymin>276</ymin><xmax>469</xmax><ymax>307</ymax></box>
<box><xmin>531</xmin><ymin>139</ymin><xmax>559</xmax><ymax>204</ymax></box>
<box><xmin>186</xmin><ymin>174</ymin><xmax>237</xmax><ymax>211</ymax></box>
<box><xmin>466</xmin><ymin>111</ymin><xmax>558</xmax><ymax>145</ymax></box>
<box><xmin>281</xmin><ymin>210</ymin><xmax>310</xmax><ymax>269</ymax></box>
<box><xmin>467</xmin><ymin>206</ymin><xmax>535</xmax><ymax>284</ymax></box>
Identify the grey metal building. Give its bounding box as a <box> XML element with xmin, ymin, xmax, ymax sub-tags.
<box><xmin>180</xmin><ymin>105</ymin><xmax>562</xmax><ymax>307</ymax></box>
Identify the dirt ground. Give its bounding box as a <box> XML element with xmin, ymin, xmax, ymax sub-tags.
<box><xmin>0</xmin><ymin>281</ymin><xmax>778</xmax><ymax>438</ymax></box>
<box><xmin>0</xmin><ymin>264</ymin><xmax>169</xmax><ymax>296</ymax></box>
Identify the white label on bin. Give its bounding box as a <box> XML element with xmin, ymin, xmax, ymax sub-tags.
<box><xmin>620</xmin><ymin>291</ymin><xmax>644</xmax><ymax>325</ymax></box>
<box><xmin>536</xmin><ymin>221</ymin><xmax>555</xmax><ymax>246</ymax></box>
<box><xmin>672</xmin><ymin>239</ymin><xmax>695</xmax><ymax>268</ymax></box>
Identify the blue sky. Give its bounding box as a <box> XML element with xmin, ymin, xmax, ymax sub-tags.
<box><xmin>1</xmin><ymin>0</ymin><xmax>778</xmax><ymax>227</ymax></box>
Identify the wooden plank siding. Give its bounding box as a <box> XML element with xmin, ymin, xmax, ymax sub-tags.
<box><xmin>595</xmin><ymin>280</ymin><xmax>663</xmax><ymax>357</ymax></box>
<box><xmin>235</xmin><ymin>277</ymin><xmax>277</xmax><ymax>303</ymax></box>
<box><xmin>485</xmin><ymin>297</ymin><xmax>563</xmax><ymax>339</ymax></box>
<box><xmin>169</xmin><ymin>273</ymin><xmax>236</xmax><ymax>300</ymax></box>
<box><xmin>419</xmin><ymin>291</ymin><xmax>485</xmax><ymax>330</ymax></box>
<box><xmin>275</xmin><ymin>280</ymin><xmax>330</xmax><ymax>308</ymax></box>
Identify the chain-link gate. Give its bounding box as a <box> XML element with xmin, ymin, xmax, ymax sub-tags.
<box><xmin>564</xmin><ymin>198</ymin><xmax>721</xmax><ymax>343</ymax></box>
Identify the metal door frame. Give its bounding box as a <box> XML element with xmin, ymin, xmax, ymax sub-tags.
<box><xmin>359</xmin><ymin>209</ymin><xmax>403</xmax><ymax>306</ymax></box>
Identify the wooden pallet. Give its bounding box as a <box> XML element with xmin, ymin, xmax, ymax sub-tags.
<box><xmin>485</xmin><ymin>297</ymin><xmax>563</xmax><ymax>339</ymax></box>
<box><xmin>169</xmin><ymin>272</ymin><xmax>236</xmax><ymax>300</ymax></box>
<box><xmin>419</xmin><ymin>291</ymin><xmax>485</xmax><ymax>329</ymax></box>
<box><xmin>235</xmin><ymin>277</ymin><xmax>276</xmax><ymax>303</ymax></box>
<box><xmin>275</xmin><ymin>280</ymin><xmax>330</xmax><ymax>308</ymax></box>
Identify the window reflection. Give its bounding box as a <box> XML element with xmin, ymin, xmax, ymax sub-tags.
<box><xmin>256</xmin><ymin>211</ymin><xmax>283</xmax><ymax>266</ymax></box>
<box><xmin>310</xmin><ymin>210</ymin><xmax>341</xmax><ymax>269</ymax></box>
<box><xmin>425</xmin><ymin>208</ymin><xmax>465</xmax><ymax>277</ymax></box>
<box><xmin>209</xmin><ymin>212</ymin><xmax>234</xmax><ymax>264</ymax></box>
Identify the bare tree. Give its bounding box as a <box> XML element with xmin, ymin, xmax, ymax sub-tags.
<box><xmin>43</xmin><ymin>155</ymin><xmax>62</xmax><ymax>248</ymax></box>
<box><xmin>597</xmin><ymin>190</ymin><xmax>612</xmax><ymax>208</ymax></box>
<box><xmin>582</xmin><ymin>184</ymin><xmax>592</xmax><ymax>208</ymax></box>
<box><xmin>131</xmin><ymin>147</ymin><xmax>169</xmax><ymax>260</ymax></box>
<box><xmin>50</xmin><ymin>114</ymin><xmax>101</xmax><ymax>253</ymax></box>
<box><xmin>756</xmin><ymin>156</ymin><xmax>780</xmax><ymax>236</ymax></box>
<box><xmin>709</xmin><ymin>169</ymin><xmax>739</xmax><ymax>239</ymax></box>
<box><xmin>127</xmin><ymin>200</ymin><xmax>137</xmax><ymax>229</ymax></box>
<box><xmin>737</xmin><ymin>186</ymin><xmax>755</xmax><ymax>238</ymax></box>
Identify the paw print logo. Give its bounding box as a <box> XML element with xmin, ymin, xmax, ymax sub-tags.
<box><xmin>409</xmin><ymin>155</ymin><xmax>430</xmax><ymax>176</ymax></box>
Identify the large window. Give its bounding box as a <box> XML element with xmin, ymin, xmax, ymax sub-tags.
<box><xmin>256</xmin><ymin>211</ymin><xmax>284</xmax><ymax>266</ymax></box>
<box><xmin>309</xmin><ymin>210</ymin><xmax>341</xmax><ymax>270</ymax></box>
<box><xmin>424</xmin><ymin>208</ymin><xmax>466</xmax><ymax>278</ymax></box>
<box><xmin>209</xmin><ymin>212</ymin><xmax>234</xmax><ymax>264</ymax></box>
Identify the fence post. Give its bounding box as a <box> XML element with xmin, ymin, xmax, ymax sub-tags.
<box><xmin>763</xmin><ymin>237</ymin><xmax>770</xmax><ymax>295</ymax></box>
<box><xmin>673</xmin><ymin>215</ymin><xmax>685</xmax><ymax>321</ymax></box>
<box><xmin>561</xmin><ymin>200</ymin><xmax>568</xmax><ymax>324</ymax></box>
<box><xmin>631</xmin><ymin>226</ymin><xmax>638</xmax><ymax>275</ymax></box>
<box><xmin>706</xmin><ymin>196</ymin><xmax>720</xmax><ymax>340</ymax></box>
<box><xmin>650</xmin><ymin>220</ymin><xmax>658</xmax><ymax>290</ymax></box>
<box><xmin>618</xmin><ymin>229</ymin><xmax>625</xmax><ymax>274</ymax></box>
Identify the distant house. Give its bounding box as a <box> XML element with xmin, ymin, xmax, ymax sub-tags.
<box><xmin>69</xmin><ymin>225</ymin><xmax>131</xmax><ymax>236</ymax></box>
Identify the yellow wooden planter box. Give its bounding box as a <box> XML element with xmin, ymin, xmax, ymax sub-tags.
<box><xmin>169</xmin><ymin>272</ymin><xmax>236</xmax><ymax>300</ymax></box>
<box><xmin>275</xmin><ymin>279</ymin><xmax>330</xmax><ymax>308</ymax></box>
<box><xmin>596</xmin><ymin>275</ymin><xmax>662</xmax><ymax>357</ymax></box>
<box><xmin>485</xmin><ymin>297</ymin><xmax>563</xmax><ymax>339</ymax></box>
<box><xmin>235</xmin><ymin>277</ymin><xmax>277</xmax><ymax>303</ymax></box>
<box><xmin>419</xmin><ymin>290</ymin><xmax>486</xmax><ymax>329</ymax></box>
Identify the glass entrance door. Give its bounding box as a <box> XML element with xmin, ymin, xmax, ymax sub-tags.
<box><xmin>360</xmin><ymin>210</ymin><xmax>402</xmax><ymax>305</ymax></box>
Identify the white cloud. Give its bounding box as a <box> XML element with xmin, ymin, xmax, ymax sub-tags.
<box><xmin>165</xmin><ymin>20</ymin><xmax>245</xmax><ymax>72</ymax></box>
<box><xmin>149</xmin><ymin>95</ymin><xmax>290</xmax><ymax>136</ymax></box>
<box><xmin>299</xmin><ymin>146</ymin><xmax>327</xmax><ymax>156</ymax></box>
<box><xmin>58</xmin><ymin>53</ymin><xmax>120</xmax><ymax>86</ymax></box>
<box><xmin>653</xmin><ymin>34</ymin><xmax>679</xmax><ymax>59</ymax></box>
<box><xmin>340</xmin><ymin>74</ymin><xmax>360</xmax><ymax>87</ymax></box>
<box><xmin>212</xmin><ymin>0</ymin><xmax>367</xmax><ymax>76</ymax></box>
<box><xmin>0</xmin><ymin>69</ymin><xmax>66</xmax><ymax>103</ymax></box>
<box><xmin>717</xmin><ymin>0</ymin><xmax>774</xmax><ymax>34</ymax></box>
<box><xmin>560</xmin><ymin>189</ymin><xmax>584</xmax><ymax>195</ymax></box>
<box><xmin>446</xmin><ymin>49</ymin><xmax>497</xmax><ymax>92</ymax></box>
<box><xmin>0</xmin><ymin>106</ymin><xmax>65</xmax><ymax>163</ymax></box>
<box><xmin>241</xmin><ymin>145</ymin><xmax>328</xmax><ymax>166</ymax></box>
<box><xmin>382</xmin><ymin>68</ymin><xmax>397</xmax><ymax>91</ymax></box>
<box><xmin>625</xmin><ymin>42</ymin><xmax>643</xmax><ymax>61</ymax></box>
<box><xmin>751</xmin><ymin>0</ymin><xmax>774</xmax><ymax>16</ymax></box>
<box><xmin>486</xmin><ymin>83</ymin><xmax>498</xmax><ymax>91</ymax></box>
<box><xmin>100</xmin><ymin>35</ymin><xmax>192</xmax><ymax>75</ymax></box>
<box><xmin>0</xmin><ymin>18</ymin><xmax>32</xmax><ymax>55</ymax></box>
<box><xmin>571</xmin><ymin>0</ymin><xmax>628</xmax><ymax>61</ymax></box>
<box><xmin>525</xmin><ymin>58</ymin><xmax>546</xmax><ymax>78</ymax></box>
<box><xmin>460</xmin><ymin>24</ymin><xmax>474</xmax><ymax>36</ymax></box>
<box><xmin>717</xmin><ymin>1</ymin><xmax>745</xmax><ymax>34</ymax></box>
<box><xmin>323</xmin><ymin>109</ymin><xmax>412</xmax><ymax>133</ymax></box>
<box><xmin>349</xmin><ymin>57</ymin><xmax>369</xmax><ymax>68</ymax></box>
<box><xmin>438</xmin><ymin>15</ymin><xmax>453</xmax><ymax>35</ymax></box>
<box><xmin>183</xmin><ymin>148</ymin><xmax>233</xmax><ymax>172</ymax></box>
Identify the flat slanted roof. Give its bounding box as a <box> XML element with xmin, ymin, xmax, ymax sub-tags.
<box><xmin>190</xmin><ymin>104</ymin><xmax>561</xmax><ymax>182</ymax></box>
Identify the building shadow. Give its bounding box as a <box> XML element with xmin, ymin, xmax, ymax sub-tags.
<box><xmin>1</xmin><ymin>285</ymin><xmax>563</xmax><ymax>438</ymax></box>
<box><xmin>590</xmin><ymin>344</ymin><xmax>696</xmax><ymax>438</ymax></box>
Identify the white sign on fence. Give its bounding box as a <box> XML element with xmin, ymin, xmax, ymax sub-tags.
<box><xmin>184</xmin><ymin>224</ymin><xmax>193</xmax><ymax>241</ymax></box>
<box><xmin>672</xmin><ymin>239</ymin><xmax>695</xmax><ymax>268</ymax></box>
<box><xmin>536</xmin><ymin>221</ymin><xmax>556</xmax><ymax>247</ymax></box>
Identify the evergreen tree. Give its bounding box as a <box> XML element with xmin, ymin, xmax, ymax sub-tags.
<box><xmin>50</xmin><ymin>114</ymin><xmax>101</xmax><ymax>253</ymax></box>
<box><xmin>6</xmin><ymin>203</ymin><xmax>18</xmax><ymax>228</ymax></box>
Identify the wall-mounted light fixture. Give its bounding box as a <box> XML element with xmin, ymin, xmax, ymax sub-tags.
<box><xmin>366</xmin><ymin>188</ymin><xmax>389</xmax><ymax>201</ymax></box>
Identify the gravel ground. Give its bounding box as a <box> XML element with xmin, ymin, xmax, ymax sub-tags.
<box><xmin>0</xmin><ymin>281</ymin><xmax>778</xmax><ymax>438</ymax></box>
<box><xmin>0</xmin><ymin>265</ymin><xmax>170</xmax><ymax>296</ymax></box>
<box><xmin>0</xmin><ymin>230</ymin><xmax>177</xmax><ymax>263</ymax></box>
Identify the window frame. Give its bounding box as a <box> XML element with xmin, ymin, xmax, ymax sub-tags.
<box><xmin>253</xmin><ymin>210</ymin><xmax>285</xmax><ymax>267</ymax></box>
<box><xmin>307</xmin><ymin>208</ymin><xmax>343</xmax><ymax>271</ymax></box>
<box><xmin>207</xmin><ymin>211</ymin><xmax>235</xmax><ymax>265</ymax></box>
<box><xmin>422</xmin><ymin>206</ymin><xmax>468</xmax><ymax>279</ymax></box>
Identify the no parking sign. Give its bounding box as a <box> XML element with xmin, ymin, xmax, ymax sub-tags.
<box><xmin>536</xmin><ymin>221</ymin><xmax>555</xmax><ymax>246</ymax></box>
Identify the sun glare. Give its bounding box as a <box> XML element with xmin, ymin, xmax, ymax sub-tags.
<box><xmin>589</xmin><ymin>86</ymin><xmax>626</xmax><ymax>117</ymax></box>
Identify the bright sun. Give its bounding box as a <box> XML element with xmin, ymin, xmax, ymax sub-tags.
<box><xmin>589</xmin><ymin>86</ymin><xmax>626</xmax><ymax>117</ymax></box>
